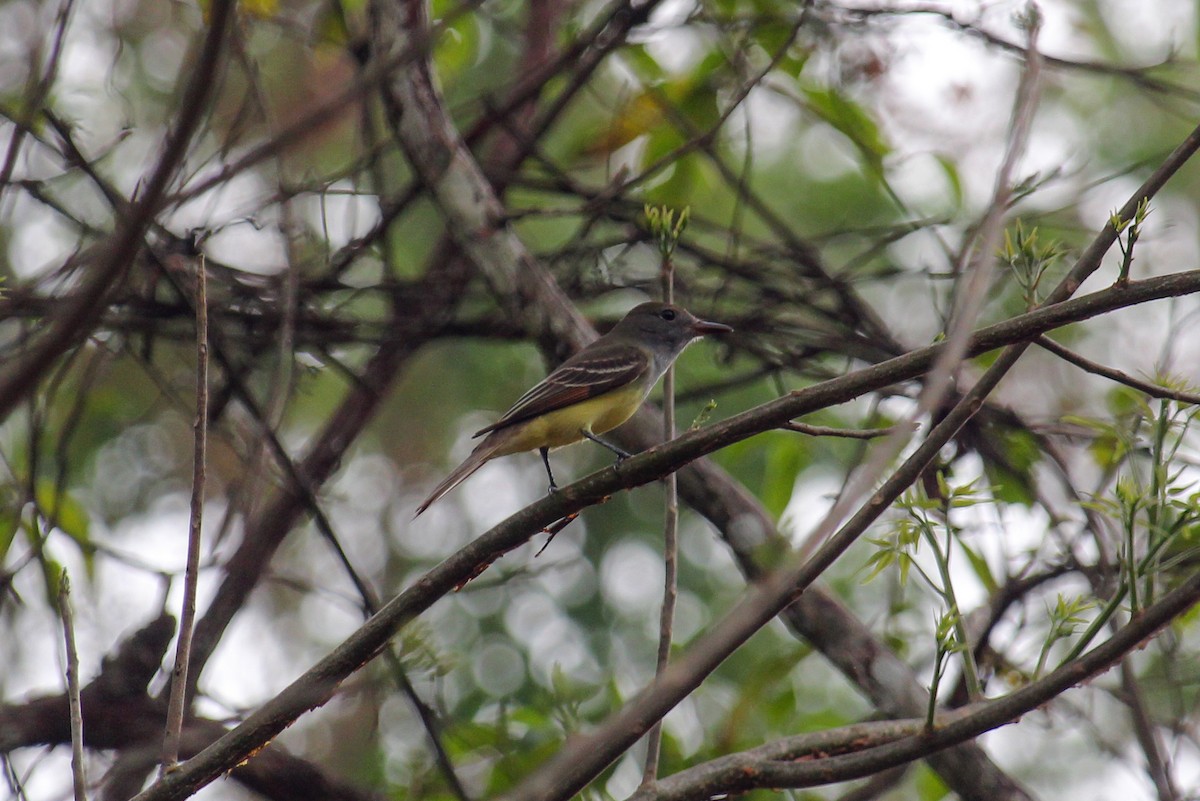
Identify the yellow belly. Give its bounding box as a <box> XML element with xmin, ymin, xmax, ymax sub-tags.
<box><xmin>490</xmin><ymin>383</ymin><xmax>646</xmax><ymax>456</ymax></box>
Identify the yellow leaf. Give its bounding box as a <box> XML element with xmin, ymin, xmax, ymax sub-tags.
<box><xmin>241</xmin><ymin>0</ymin><xmax>280</xmax><ymax>20</ymax></box>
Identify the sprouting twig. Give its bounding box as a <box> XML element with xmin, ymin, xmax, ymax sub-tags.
<box><xmin>920</xmin><ymin>4</ymin><xmax>1044</xmax><ymax>414</ymax></box>
<box><xmin>641</xmin><ymin>205</ymin><xmax>687</xmax><ymax>788</ymax></box>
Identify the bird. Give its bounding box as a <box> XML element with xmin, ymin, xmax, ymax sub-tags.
<box><xmin>414</xmin><ymin>301</ymin><xmax>732</xmax><ymax>516</ymax></box>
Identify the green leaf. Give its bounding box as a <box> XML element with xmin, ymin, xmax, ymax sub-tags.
<box><xmin>0</xmin><ymin>515</ymin><xmax>16</xmax><ymax>564</ymax></box>
<box><xmin>958</xmin><ymin>540</ymin><xmax>998</xmax><ymax>594</ymax></box>
<box><xmin>41</xmin><ymin>557</ymin><xmax>65</xmax><ymax>611</ymax></box>
<box><xmin>434</xmin><ymin>14</ymin><xmax>481</xmax><ymax>82</ymax></box>
<box><xmin>755</xmin><ymin>18</ymin><xmax>809</xmax><ymax>78</ymax></box>
<box><xmin>760</xmin><ymin>434</ymin><xmax>806</xmax><ymax>518</ymax></box>
<box><xmin>935</xmin><ymin>154</ymin><xmax>963</xmax><ymax>210</ymax></box>
<box><xmin>802</xmin><ymin>86</ymin><xmax>891</xmax><ymax>179</ymax></box>
<box><xmin>35</xmin><ymin>480</ymin><xmax>93</xmax><ymax>578</ymax></box>
<box><xmin>982</xmin><ymin>427</ymin><xmax>1042</xmax><ymax>506</ymax></box>
<box><xmin>915</xmin><ymin>761</ymin><xmax>952</xmax><ymax>800</ymax></box>
<box><xmin>314</xmin><ymin>3</ymin><xmax>351</xmax><ymax>45</ymax></box>
<box><xmin>1106</xmin><ymin>385</ymin><xmax>1148</xmax><ymax>418</ymax></box>
<box><xmin>861</xmin><ymin>538</ymin><xmax>896</xmax><ymax>583</ymax></box>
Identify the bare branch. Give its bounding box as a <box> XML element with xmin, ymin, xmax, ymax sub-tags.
<box><xmin>58</xmin><ymin>573</ymin><xmax>87</xmax><ymax>801</ymax></box>
<box><xmin>1036</xmin><ymin>335</ymin><xmax>1200</xmax><ymax>405</ymax></box>
<box><xmin>161</xmin><ymin>252</ymin><xmax>209</xmax><ymax>772</ymax></box>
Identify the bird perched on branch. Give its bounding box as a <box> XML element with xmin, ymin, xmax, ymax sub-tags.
<box><xmin>414</xmin><ymin>301</ymin><xmax>732</xmax><ymax>516</ymax></box>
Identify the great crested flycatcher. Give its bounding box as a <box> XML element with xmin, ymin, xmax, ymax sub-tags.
<box><xmin>414</xmin><ymin>301</ymin><xmax>732</xmax><ymax>516</ymax></box>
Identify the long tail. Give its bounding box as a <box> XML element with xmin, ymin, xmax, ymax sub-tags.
<box><xmin>413</xmin><ymin>436</ymin><xmax>503</xmax><ymax>517</ymax></box>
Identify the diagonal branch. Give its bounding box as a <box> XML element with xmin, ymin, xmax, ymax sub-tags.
<box><xmin>1036</xmin><ymin>335</ymin><xmax>1200</xmax><ymax>405</ymax></box>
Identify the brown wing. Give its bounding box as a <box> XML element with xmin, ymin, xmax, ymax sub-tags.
<box><xmin>473</xmin><ymin>342</ymin><xmax>650</xmax><ymax>437</ymax></box>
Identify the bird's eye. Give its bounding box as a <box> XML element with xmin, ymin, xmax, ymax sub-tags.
<box><xmin>659</xmin><ymin>309</ymin><xmax>677</xmax><ymax>321</ymax></box>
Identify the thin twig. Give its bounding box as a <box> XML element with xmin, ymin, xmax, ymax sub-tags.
<box><xmin>0</xmin><ymin>0</ymin><xmax>78</xmax><ymax>196</ymax></box>
<box><xmin>788</xmin><ymin>11</ymin><xmax>1042</xmax><ymax>569</ymax></box>
<box><xmin>641</xmin><ymin>224</ymin><xmax>679</xmax><ymax>788</ymax></box>
<box><xmin>58</xmin><ymin>572</ymin><xmax>87</xmax><ymax>801</ymax></box>
<box><xmin>162</xmin><ymin>0</ymin><xmax>489</xmax><ymax>211</ymax></box>
<box><xmin>782</xmin><ymin>421</ymin><xmax>902</xmax><ymax>439</ymax></box>
<box><xmin>1118</xmin><ymin>661</ymin><xmax>1180</xmax><ymax>801</ymax></box>
<box><xmin>161</xmin><ymin>251</ymin><xmax>208</xmax><ymax>772</ymax></box>
<box><xmin>832</xmin><ymin>2</ymin><xmax>1200</xmax><ymax>102</ymax></box>
<box><xmin>338</xmin><ymin>44</ymin><xmax>475</xmax><ymax>801</ymax></box>
<box><xmin>1035</xmin><ymin>335</ymin><xmax>1200</xmax><ymax>405</ymax></box>
<box><xmin>345</xmin><ymin>563</ymin><xmax>474</xmax><ymax>801</ymax></box>
<box><xmin>496</xmin><ymin>117</ymin><xmax>1200</xmax><ymax>801</ymax></box>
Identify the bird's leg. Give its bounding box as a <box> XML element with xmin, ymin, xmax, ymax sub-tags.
<box><xmin>540</xmin><ymin>447</ymin><xmax>559</xmax><ymax>493</ymax></box>
<box><xmin>582</xmin><ymin>430</ymin><xmax>633</xmax><ymax>463</ymax></box>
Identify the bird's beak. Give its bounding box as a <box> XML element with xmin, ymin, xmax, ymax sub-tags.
<box><xmin>692</xmin><ymin>318</ymin><xmax>733</xmax><ymax>335</ymax></box>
